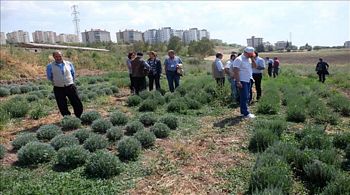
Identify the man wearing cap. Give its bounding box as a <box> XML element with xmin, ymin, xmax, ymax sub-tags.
<box><xmin>232</xmin><ymin>47</ymin><xmax>257</xmax><ymax>118</ymax></box>
<box><xmin>46</xmin><ymin>50</ymin><xmax>83</xmax><ymax>118</ymax></box>
<box><xmin>131</xmin><ymin>52</ymin><xmax>150</xmax><ymax>95</ymax></box>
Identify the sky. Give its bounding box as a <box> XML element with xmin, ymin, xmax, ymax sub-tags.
<box><xmin>1</xmin><ymin>1</ymin><xmax>349</xmax><ymax>47</ymax></box>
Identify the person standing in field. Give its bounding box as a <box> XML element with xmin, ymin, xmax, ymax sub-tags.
<box><xmin>226</xmin><ymin>53</ymin><xmax>239</xmax><ymax>103</ymax></box>
<box><xmin>273</xmin><ymin>57</ymin><xmax>280</xmax><ymax>78</ymax></box>
<box><xmin>164</xmin><ymin>50</ymin><xmax>183</xmax><ymax>92</ymax></box>
<box><xmin>232</xmin><ymin>47</ymin><xmax>257</xmax><ymax>118</ymax></box>
<box><xmin>46</xmin><ymin>50</ymin><xmax>83</xmax><ymax>118</ymax></box>
<box><xmin>147</xmin><ymin>51</ymin><xmax>162</xmax><ymax>91</ymax></box>
<box><xmin>315</xmin><ymin>58</ymin><xmax>329</xmax><ymax>83</ymax></box>
<box><xmin>212</xmin><ymin>52</ymin><xmax>225</xmax><ymax>86</ymax></box>
<box><xmin>265</xmin><ymin>57</ymin><xmax>273</xmax><ymax>77</ymax></box>
<box><xmin>131</xmin><ymin>52</ymin><xmax>150</xmax><ymax>95</ymax></box>
<box><xmin>250</xmin><ymin>52</ymin><xmax>265</xmax><ymax>103</ymax></box>
<box><xmin>127</xmin><ymin>52</ymin><xmax>136</xmax><ymax>94</ymax></box>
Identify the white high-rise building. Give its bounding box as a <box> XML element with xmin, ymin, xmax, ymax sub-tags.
<box><xmin>197</xmin><ymin>29</ymin><xmax>210</xmax><ymax>40</ymax></box>
<box><xmin>275</xmin><ymin>41</ymin><xmax>288</xmax><ymax>50</ymax></box>
<box><xmin>143</xmin><ymin>29</ymin><xmax>157</xmax><ymax>44</ymax></box>
<box><xmin>344</xmin><ymin>41</ymin><xmax>350</xmax><ymax>48</ymax></box>
<box><xmin>183</xmin><ymin>28</ymin><xmax>198</xmax><ymax>44</ymax></box>
<box><xmin>0</xmin><ymin>32</ymin><xmax>6</xmax><ymax>45</ymax></box>
<box><xmin>247</xmin><ymin>36</ymin><xmax>263</xmax><ymax>48</ymax></box>
<box><xmin>32</xmin><ymin>31</ymin><xmax>45</xmax><ymax>43</ymax></box>
<box><xmin>116</xmin><ymin>29</ymin><xmax>143</xmax><ymax>44</ymax></box>
<box><xmin>156</xmin><ymin>27</ymin><xmax>172</xmax><ymax>43</ymax></box>
<box><xmin>45</xmin><ymin>31</ymin><xmax>56</xmax><ymax>44</ymax></box>
<box><xmin>173</xmin><ymin>30</ymin><xmax>184</xmax><ymax>41</ymax></box>
<box><xmin>81</xmin><ymin>29</ymin><xmax>111</xmax><ymax>44</ymax></box>
<box><xmin>56</xmin><ymin>34</ymin><xmax>79</xmax><ymax>43</ymax></box>
<box><xmin>33</xmin><ymin>31</ymin><xmax>58</xmax><ymax>43</ymax></box>
<box><xmin>6</xmin><ymin>30</ymin><xmax>30</xmax><ymax>43</ymax></box>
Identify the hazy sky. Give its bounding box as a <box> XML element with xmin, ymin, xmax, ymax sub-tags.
<box><xmin>1</xmin><ymin>1</ymin><xmax>349</xmax><ymax>46</ymax></box>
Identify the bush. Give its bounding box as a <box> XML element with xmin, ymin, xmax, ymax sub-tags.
<box><xmin>125</xmin><ymin>121</ymin><xmax>144</xmax><ymax>135</ymax></box>
<box><xmin>322</xmin><ymin>173</ymin><xmax>350</xmax><ymax>195</ymax></box>
<box><xmin>126</xmin><ymin>95</ymin><xmax>142</xmax><ymax>107</ymax></box>
<box><xmin>286</xmin><ymin>104</ymin><xmax>306</xmax><ymax>122</ymax></box>
<box><xmin>9</xmin><ymin>86</ymin><xmax>21</xmax><ymax>95</ymax></box>
<box><xmin>254</xmin><ymin>119</ymin><xmax>287</xmax><ymax>137</ymax></box>
<box><xmin>50</xmin><ymin>134</ymin><xmax>79</xmax><ymax>150</ymax></box>
<box><xmin>87</xmin><ymin>92</ymin><xmax>97</xmax><ymax>100</ymax></box>
<box><xmin>185</xmin><ymin>98</ymin><xmax>201</xmax><ymax>110</ymax></box>
<box><xmin>333</xmin><ymin>132</ymin><xmax>350</xmax><ymax>149</ymax></box>
<box><xmin>29</xmin><ymin>107</ymin><xmax>48</xmax><ymax>120</ymax></box>
<box><xmin>36</xmin><ymin>124</ymin><xmax>63</xmax><ymax>140</ymax></box>
<box><xmin>12</xmin><ymin>132</ymin><xmax>39</xmax><ymax>150</ymax></box>
<box><xmin>134</xmin><ymin>130</ymin><xmax>156</xmax><ymax>148</ymax></box>
<box><xmin>254</xmin><ymin>152</ymin><xmax>287</xmax><ymax>169</ymax></box>
<box><xmin>2</xmin><ymin>98</ymin><xmax>30</xmax><ymax>118</ymax></box>
<box><xmin>256</xmin><ymin>98</ymin><xmax>279</xmax><ymax>115</ymax></box>
<box><xmin>57</xmin><ymin>145</ymin><xmax>89</xmax><ymax>168</ymax></box>
<box><xmin>248</xmin><ymin>129</ymin><xmax>279</xmax><ymax>153</ymax></box>
<box><xmin>17</xmin><ymin>142</ymin><xmax>56</xmax><ymax>165</ymax></box>
<box><xmin>345</xmin><ymin>145</ymin><xmax>350</xmax><ymax>159</ymax></box>
<box><xmin>109</xmin><ymin>111</ymin><xmax>128</xmax><ymax>126</ymax></box>
<box><xmin>328</xmin><ymin>94</ymin><xmax>350</xmax><ymax>116</ymax></box>
<box><xmin>117</xmin><ymin>137</ymin><xmax>142</xmax><ymax>161</ymax></box>
<box><xmin>0</xmin><ymin>87</ymin><xmax>10</xmax><ymax>97</ymax></box>
<box><xmin>85</xmin><ymin>150</ymin><xmax>123</xmax><ymax>178</ymax></box>
<box><xmin>91</xmin><ymin>119</ymin><xmax>113</xmax><ymax>133</ymax></box>
<box><xmin>60</xmin><ymin>116</ymin><xmax>81</xmax><ymax>131</ymax></box>
<box><xmin>26</xmin><ymin>94</ymin><xmax>39</xmax><ymax>102</ymax></box>
<box><xmin>167</xmin><ymin>99</ymin><xmax>187</xmax><ymax>113</ymax></box>
<box><xmin>300</xmin><ymin>133</ymin><xmax>332</xmax><ymax>150</ymax></box>
<box><xmin>139</xmin><ymin>99</ymin><xmax>157</xmax><ymax>112</ymax></box>
<box><xmin>303</xmin><ymin>160</ymin><xmax>338</xmax><ymax>189</ymax></box>
<box><xmin>28</xmin><ymin>91</ymin><xmax>44</xmax><ymax>98</ymax></box>
<box><xmin>159</xmin><ymin>115</ymin><xmax>178</xmax><ymax>130</ymax></box>
<box><xmin>148</xmin><ymin>90</ymin><xmax>165</xmax><ymax>105</ymax></box>
<box><xmin>106</xmin><ymin>127</ymin><xmax>124</xmax><ymax>141</ymax></box>
<box><xmin>19</xmin><ymin>85</ymin><xmax>32</xmax><ymax>93</ymax></box>
<box><xmin>102</xmin><ymin>88</ymin><xmax>113</xmax><ymax>95</ymax></box>
<box><xmin>252</xmin><ymin>188</ymin><xmax>284</xmax><ymax>195</ymax></box>
<box><xmin>139</xmin><ymin>113</ymin><xmax>157</xmax><ymax>126</ymax></box>
<box><xmin>313</xmin><ymin>148</ymin><xmax>342</xmax><ymax>167</ymax></box>
<box><xmin>83</xmin><ymin>134</ymin><xmax>108</xmax><ymax>152</ymax></box>
<box><xmin>80</xmin><ymin>111</ymin><xmax>101</xmax><ymax>125</ymax></box>
<box><xmin>0</xmin><ymin>144</ymin><xmax>6</xmax><ymax>159</ymax></box>
<box><xmin>73</xmin><ymin>128</ymin><xmax>92</xmax><ymax>144</ymax></box>
<box><xmin>264</xmin><ymin>142</ymin><xmax>299</xmax><ymax>164</ymax></box>
<box><xmin>138</xmin><ymin>90</ymin><xmax>151</xmax><ymax>99</ymax></box>
<box><xmin>249</xmin><ymin>162</ymin><xmax>293</xmax><ymax>194</ymax></box>
<box><xmin>110</xmin><ymin>86</ymin><xmax>119</xmax><ymax>94</ymax></box>
<box><xmin>150</xmin><ymin>122</ymin><xmax>170</xmax><ymax>138</ymax></box>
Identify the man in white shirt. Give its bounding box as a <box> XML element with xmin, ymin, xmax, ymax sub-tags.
<box><xmin>212</xmin><ymin>52</ymin><xmax>225</xmax><ymax>86</ymax></box>
<box><xmin>250</xmin><ymin>52</ymin><xmax>265</xmax><ymax>103</ymax></box>
<box><xmin>232</xmin><ymin>47</ymin><xmax>257</xmax><ymax>118</ymax></box>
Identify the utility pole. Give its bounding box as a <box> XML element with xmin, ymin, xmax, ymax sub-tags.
<box><xmin>72</xmin><ymin>5</ymin><xmax>80</xmax><ymax>42</ymax></box>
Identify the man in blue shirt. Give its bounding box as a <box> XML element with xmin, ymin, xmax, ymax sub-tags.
<box><xmin>164</xmin><ymin>50</ymin><xmax>183</xmax><ymax>92</ymax></box>
<box><xmin>46</xmin><ymin>50</ymin><xmax>83</xmax><ymax>118</ymax></box>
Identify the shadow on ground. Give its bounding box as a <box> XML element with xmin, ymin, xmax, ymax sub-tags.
<box><xmin>213</xmin><ymin>116</ymin><xmax>244</xmax><ymax>128</ymax></box>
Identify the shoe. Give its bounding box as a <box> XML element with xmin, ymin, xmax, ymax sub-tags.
<box><xmin>244</xmin><ymin>113</ymin><xmax>256</xmax><ymax>119</ymax></box>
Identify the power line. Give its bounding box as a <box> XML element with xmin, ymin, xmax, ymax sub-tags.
<box><xmin>71</xmin><ymin>5</ymin><xmax>80</xmax><ymax>42</ymax></box>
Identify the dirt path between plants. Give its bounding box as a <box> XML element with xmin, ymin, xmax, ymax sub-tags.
<box><xmin>129</xmin><ymin>109</ymin><xmax>254</xmax><ymax>194</ymax></box>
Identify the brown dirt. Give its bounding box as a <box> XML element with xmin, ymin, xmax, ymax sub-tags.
<box><xmin>129</xmin><ymin>109</ymin><xmax>253</xmax><ymax>194</ymax></box>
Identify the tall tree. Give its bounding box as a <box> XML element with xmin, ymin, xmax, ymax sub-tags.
<box><xmin>167</xmin><ymin>36</ymin><xmax>183</xmax><ymax>53</ymax></box>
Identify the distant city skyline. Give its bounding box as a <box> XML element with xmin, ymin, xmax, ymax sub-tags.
<box><xmin>1</xmin><ymin>1</ymin><xmax>349</xmax><ymax>46</ymax></box>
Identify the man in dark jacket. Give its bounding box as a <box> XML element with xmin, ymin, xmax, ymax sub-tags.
<box><xmin>147</xmin><ymin>51</ymin><xmax>162</xmax><ymax>91</ymax></box>
<box><xmin>316</xmin><ymin>58</ymin><xmax>329</xmax><ymax>83</ymax></box>
<box><xmin>131</xmin><ymin>52</ymin><xmax>150</xmax><ymax>95</ymax></box>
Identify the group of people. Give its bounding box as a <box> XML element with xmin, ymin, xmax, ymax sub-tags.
<box><xmin>212</xmin><ymin>47</ymin><xmax>260</xmax><ymax>118</ymax></box>
<box><xmin>212</xmin><ymin>47</ymin><xmax>283</xmax><ymax>119</ymax></box>
<box><xmin>46</xmin><ymin>48</ymin><xmax>329</xmax><ymax>121</ymax></box>
<box><xmin>265</xmin><ymin>57</ymin><xmax>280</xmax><ymax>78</ymax></box>
<box><xmin>127</xmin><ymin>50</ymin><xmax>183</xmax><ymax>95</ymax></box>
